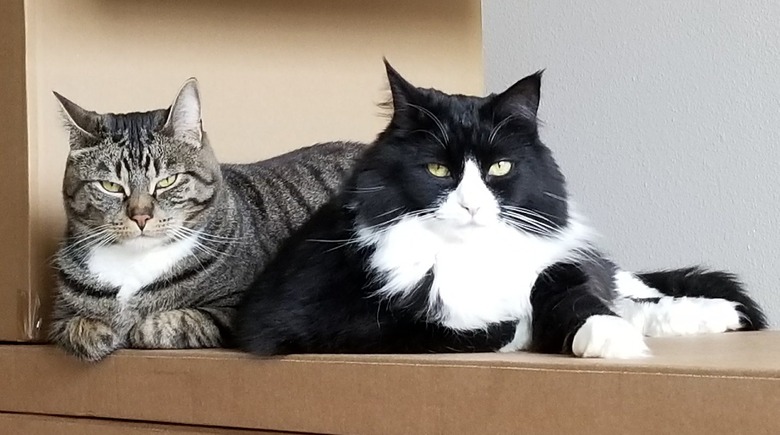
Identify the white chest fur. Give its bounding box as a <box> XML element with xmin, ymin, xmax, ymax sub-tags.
<box><xmin>87</xmin><ymin>235</ymin><xmax>198</xmax><ymax>301</ymax></box>
<box><xmin>358</xmin><ymin>216</ymin><xmax>593</xmax><ymax>331</ymax></box>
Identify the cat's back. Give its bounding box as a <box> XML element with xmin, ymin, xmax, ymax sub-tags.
<box><xmin>223</xmin><ymin>141</ymin><xmax>365</xmax><ymax>181</ymax></box>
<box><xmin>220</xmin><ymin>141</ymin><xmax>365</xmax><ymax>246</ymax></box>
<box><xmin>222</xmin><ymin>141</ymin><xmax>364</xmax><ymax>198</ymax></box>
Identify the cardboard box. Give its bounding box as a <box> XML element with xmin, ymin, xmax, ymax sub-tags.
<box><xmin>0</xmin><ymin>413</ymin><xmax>282</xmax><ymax>435</ymax></box>
<box><xmin>1</xmin><ymin>332</ymin><xmax>778</xmax><ymax>434</ymax></box>
<box><xmin>0</xmin><ymin>0</ymin><xmax>482</xmax><ymax>341</ymax></box>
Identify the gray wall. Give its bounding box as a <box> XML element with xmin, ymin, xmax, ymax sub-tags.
<box><xmin>483</xmin><ymin>1</ymin><xmax>780</xmax><ymax>326</ymax></box>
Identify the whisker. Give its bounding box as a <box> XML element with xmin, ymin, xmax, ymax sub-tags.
<box><xmin>488</xmin><ymin>114</ymin><xmax>519</xmax><ymax>145</ymax></box>
<box><xmin>501</xmin><ymin>206</ymin><xmax>561</xmax><ymax>226</ymax></box>
<box><xmin>346</xmin><ymin>186</ymin><xmax>386</xmax><ymax>193</ymax></box>
<box><xmin>410</xmin><ymin>129</ymin><xmax>446</xmax><ymax>150</ymax></box>
<box><xmin>500</xmin><ymin>213</ymin><xmax>558</xmax><ymax>235</ymax></box>
<box><xmin>318</xmin><ymin>207</ymin><xmax>438</xmax><ymax>253</ymax></box>
<box><xmin>543</xmin><ymin>191</ymin><xmax>567</xmax><ymax>202</ymax></box>
<box><xmin>406</xmin><ymin>103</ymin><xmax>449</xmax><ymax>144</ymax></box>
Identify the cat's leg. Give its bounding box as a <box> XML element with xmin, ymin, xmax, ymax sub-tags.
<box><xmin>613</xmin><ymin>268</ymin><xmax>764</xmax><ymax>336</ymax></box>
<box><xmin>49</xmin><ymin>280</ymin><xmax>122</xmax><ymax>362</ymax></box>
<box><xmin>128</xmin><ymin>307</ymin><xmax>232</xmax><ymax>349</ymax></box>
<box><xmin>612</xmin><ymin>296</ymin><xmax>743</xmax><ymax>337</ymax></box>
<box><xmin>498</xmin><ymin>316</ymin><xmax>532</xmax><ymax>352</ymax></box>
<box><xmin>530</xmin><ymin>263</ymin><xmax>649</xmax><ymax>359</ymax></box>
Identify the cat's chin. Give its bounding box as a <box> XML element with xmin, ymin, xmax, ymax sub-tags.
<box><xmin>119</xmin><ymin>235</ymin><xmax>168</xmax><ymax>250</ymax></box>
<box><xmin>431</xmin><ymin>218</ymin><xmax>500</xmax><ymax>237</ymax></box>
<box><xmin>436</xmin><ymin>216</ymin><xmax>497</xmax><ymax>229</ymax></box>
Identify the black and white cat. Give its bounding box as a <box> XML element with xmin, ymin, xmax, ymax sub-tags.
<box><xmin>234</xmin><ymin>62</ymin><xmax>766</xmax><ymax>358</ymax></box>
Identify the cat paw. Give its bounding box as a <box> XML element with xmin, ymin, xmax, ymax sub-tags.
<box><xmin>643</xmin><ymin>297</ymin><xmax>742</xmax><ymax>337</ymax></box>
<box><xmin>52</xmin><ymin>316</ymin><xmax>120</xmax><ymax>362</ymax></box>
<box><xmin>498</xmin><ymin>317</ymin><xmax>532</xmax><ymax>352</ymax></box>
<box><xmin>572</xmin><ymin>315</ymin><xmax>650</xmax><ymax>359</ymax></box>
<box><xmin>128</xmin><ymin>309</ymin><xmax>222</xmax><ymax>349</ymax></box>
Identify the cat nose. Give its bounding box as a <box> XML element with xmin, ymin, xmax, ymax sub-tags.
<box><xmin>131</xmin><ymin>214</ymin><xmax>152</xmax><ymax>230</ymax></box>
<box><xmin>460</xmin><ymin>203</ymin><xmax>481</xmax><ymax>216</ymax></box>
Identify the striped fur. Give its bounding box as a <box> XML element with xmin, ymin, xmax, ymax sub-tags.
<box><xmin>49</xmin><ymin>79</ymin><xmax>363</xmax><ymax>361</ymax></box>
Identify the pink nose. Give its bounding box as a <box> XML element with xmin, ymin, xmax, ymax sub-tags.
<box><xmin>131</xmin><ymin>214</ymin><xmax>152</xmax><ymax>230</ymax></box>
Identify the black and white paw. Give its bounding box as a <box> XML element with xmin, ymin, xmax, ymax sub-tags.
<box><xmin>572</xmin><ymin>315</ymin><xmax>650</xmax><ymax>359</ymax></box>
<box><xmin>498</xmin><ymin>317</ymin><xmax>532</xmax><ymax>352</ymax></box>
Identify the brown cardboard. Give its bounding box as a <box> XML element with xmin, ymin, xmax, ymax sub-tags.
<box><xmin>1</xmin><ymin>332</ymin><xmax>779</xmax><ymax>434</ymax></box>
<box><xmin>0</xmin><ymin>0</ymin><xmax>34</xmax><ymax>342</ymax></box>
<box><xmin>0</xmin><ymin>0</ymin><xmax>483</xmax><ymax>341</ymax></box>
<box><xmin>0</xmin><ymin>413</ymin><xmax>293</xmax><ymax>434</ymax></box>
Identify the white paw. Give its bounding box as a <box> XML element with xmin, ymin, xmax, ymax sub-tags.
<box><xmin>572</xmin><ymin>315</ymin><xmax>650</xmax><ymax>359</ymax></box>
<box><xmin>498</xmin><ymin>317</ymin><xmax>532</xmax><ymax>352</ymax></box>
<box><xmin>643</xmin><ymin>297</ymin><xmax>742</xmax><ymax>337</ymax></box>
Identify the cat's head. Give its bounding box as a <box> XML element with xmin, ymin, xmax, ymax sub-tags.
<box><xmin>350</xmin><ymin>61</ymin><xmax>568</xmax><ymax>237</ymax></box>
<box><xmin>56</xmin><ymin>79</ymin><xmax>222</xmax><ymax>248</ymax></box>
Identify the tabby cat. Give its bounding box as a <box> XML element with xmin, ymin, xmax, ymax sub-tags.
<box><xmin>234</xmin><ymin>62</ymin><xmax>765</xmax><ymax>357</ymax></box>
<box><xmin>50</xmin><ymin>79</ymin><xmax>363</xmax><ymax>362</ymax></box>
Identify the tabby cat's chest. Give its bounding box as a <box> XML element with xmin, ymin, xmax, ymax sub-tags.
<box><xmin>87</xmin><ymin>236</ymin><xmax>198</xmax><ymax>301</ymax></box>
<box><xmin>361</xmin><ymin>217</ymin><xmax>589</xmax><ymax>331</ymax></box>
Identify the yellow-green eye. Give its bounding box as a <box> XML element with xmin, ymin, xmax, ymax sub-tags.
<box><xmin>488</xmin><ymin>161</ymin><xmax>512</xmax><ymax>177</ymax></box>
<box><xmin>99</xmin><ymin>181</ymin><xmax>123</xmax><ymax>194</ymax></box>
<box><xmin>156</xmin><ymin>174</ymin><xmax>178</xmax><ymax>189</ymax></box>
<box><xmin>426</xmin><ymin>163</ymin><xmax>450</xmax><ymax>178</ymax></box>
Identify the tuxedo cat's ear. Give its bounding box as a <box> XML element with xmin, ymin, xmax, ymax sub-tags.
<box><xmin>163</xmin><ymin>78</ymin><xmax>202</xmax><ymax>146</ymax></box>
<box><xmin>491</xmin><ymin>70</ymin><xmax>543</xmax><ymax>120</ymax></box>
<box><xmin>384</xmin><ymin>59</ymin><xmax>423</xmax><ymax>113</ymax></box>
<box><xmin>53</xmin><ymin>92</ymin><xmax>100</xmax><ymax>142</ymax></box>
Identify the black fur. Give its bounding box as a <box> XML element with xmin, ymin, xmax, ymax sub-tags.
<box><xmin>234</xmin><ymin>201</ymin><xmax>517</xmax><ymax>355</ymax></box>
<box><xmin>234</xmin><ymin>62</ymin><xmax>767</xmax><ymax>357</ymax></box>
<box><xmin>530</xmin><ymin>262</ymin><xmax>616</xmax><ymax>354</ymax></box>
<box><xmin>235</xmin><ymin>61</ymin><xmax>566</xmax><ymax>355</ymax></box>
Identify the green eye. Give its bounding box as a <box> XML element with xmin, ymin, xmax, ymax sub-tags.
<box><xmin>99</xmin><ymin>181</ymin><xmax>123</xmax><ymax>194</ymax></box>
<box><xmin>488</xmin><ymin>161</ymin><xmax>512</xmax><ymax>177</ymax></box>
<box><xmin>156</xmin><ymin>174</ymin><xmax>178</xmax><ymax>189</ymax></box>
<box><xmin>426</xmin><ymin>163</ymin><xmax>450</xmax><ymax>178</ymax></box>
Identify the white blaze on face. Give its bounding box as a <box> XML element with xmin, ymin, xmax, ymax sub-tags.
<box><xmin>437</xmin><ymin>160</ymin><xmax>500</xmax><ymax>226</ymax></box>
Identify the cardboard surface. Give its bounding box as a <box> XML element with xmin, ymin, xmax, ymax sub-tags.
<box><xmin>0</xmin><ymin>0</ymin><xmax>483</xmax><ymax>341</ymax></box>
<box><xmin>0</xmin><ymin>0</ymin><xmax>34</xmax><ymax>341</ymax></box>
<box><xmin>0</xmin><ymin>413</ymin><xmax>292</xmax><ymax>434</ymax></box>
<box><xmin>1</xmin><ymin>332</ymin><xmax>779</xmax><ymax>434</ymax></box>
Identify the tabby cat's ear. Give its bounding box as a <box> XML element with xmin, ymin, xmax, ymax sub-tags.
<box><xmin>384</xmin><ymin>59</ymin><xmax>424</xmax><ymax>115</ymax></box>
<box><xmin>491</xmin><ymin>70</ymin><xmax>543</xmax><ymax>120</ymax></box>
<box><xmin>163</xmin><ymin>78</ymin><xmax>202</xmax><ymax>146</ymax></box>
<box><xmin>53</xmin><ymin>92</ymin><xmax>100</xmax><ymax>142</ymax></box>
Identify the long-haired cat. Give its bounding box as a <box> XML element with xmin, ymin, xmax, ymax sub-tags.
<box><xmin>234</xmin><ymin>62</ymin><xmax>765</xmax><ymax>357</ymax></box>
<box><xmin>50</xmin><ymin>79</ymin><xmax>363</xmax><ymax>361</ymax></box>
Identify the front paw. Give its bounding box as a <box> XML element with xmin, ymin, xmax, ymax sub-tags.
<box><xmin>572</xmin><ymin>315</ymin><xmax>650</xmax><ymax>359</ymax></box>
<box><xmin>51</xmin><ymin>316</ymin><xmax>120</xmax><ymax>362</ymax></box>
<box><xmin>128</xmin><ymin>309</ymin><xmax>222</xmax><ymax>349</ymax></box>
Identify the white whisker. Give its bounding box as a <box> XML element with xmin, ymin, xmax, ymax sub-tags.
<box><xmin>488</xmin><ymin>114</ymin><xmax>519</xmax><ymax>145</ymax></box>
<box><xmin>543</xmin><ymin>191</ymin><xmax>567</xmax><ymax>202</ymax></box>
<box><xmin>406</xmin><ymin>103</ymin><xmax>450</xmax><ymax>144</ymax></box>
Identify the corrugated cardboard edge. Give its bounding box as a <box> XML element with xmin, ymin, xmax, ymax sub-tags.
<box><xmin>0</xmin><ymin>412</ymin><xmax>293</xmax><ymax>435</ymax></box>
<box><xmin>0</xmin><ymin>0</ymin><xmax>35</xmax><ymax>341</ymax></box>
<box><xmin>1</xmin><ymin>337</ymin><xmax>779</xmax><ymax>435</ymax></box>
